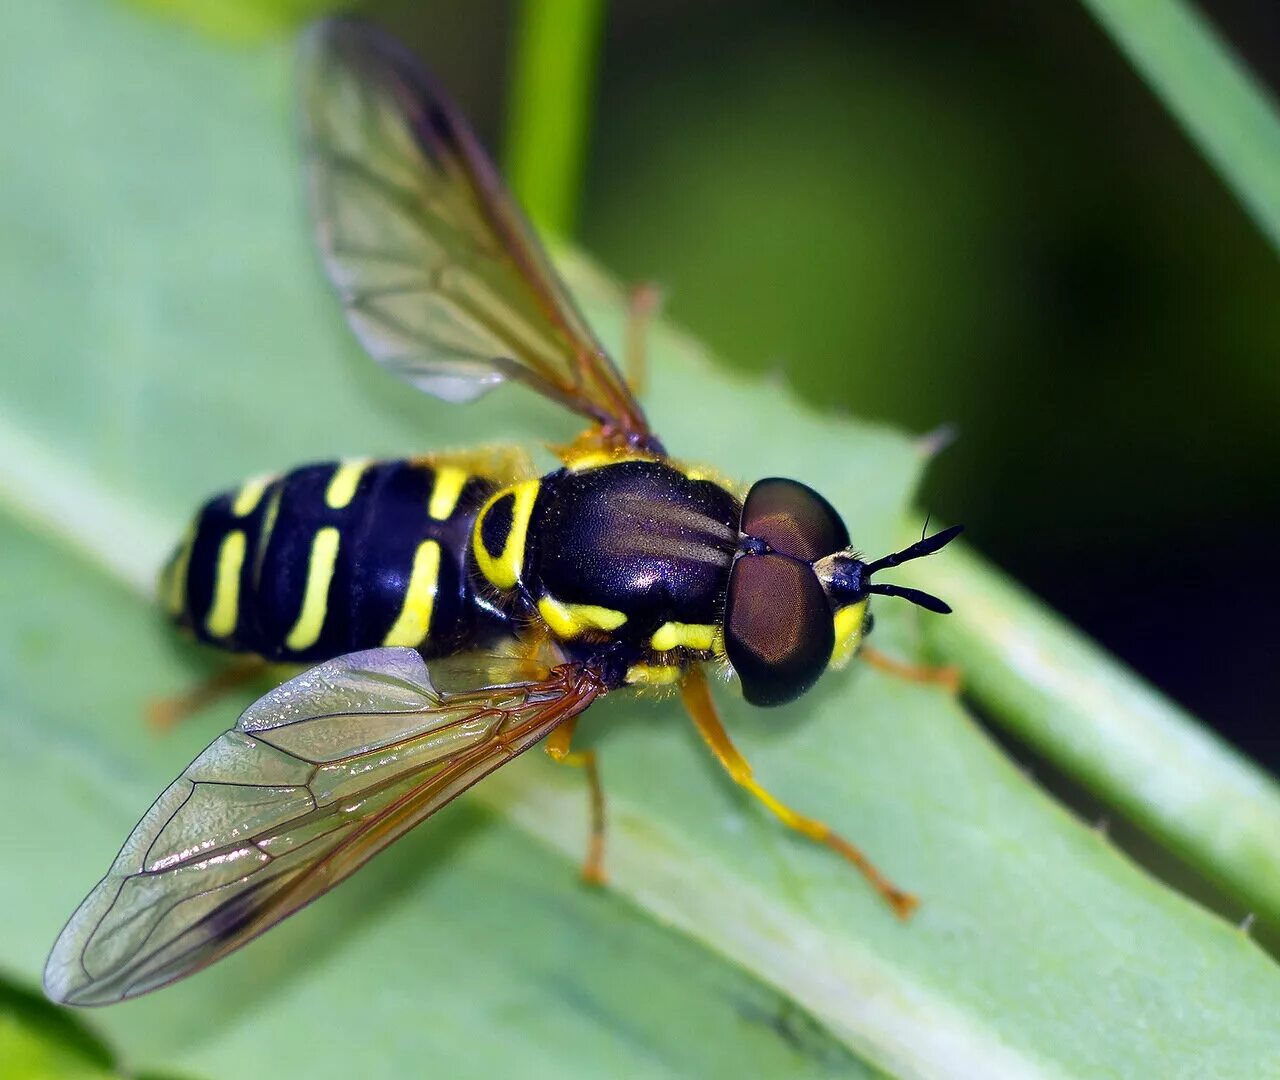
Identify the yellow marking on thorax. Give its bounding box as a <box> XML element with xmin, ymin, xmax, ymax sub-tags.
<box><xmin>674</xmin><ymin>460</ymin><xmax>745</xmax><ymax>498</ymax></box>
<box><xmin>162</xmin><ymin>525</ymin><xmax>195</xmax><ymax>616</ymax></box>
<box><xmin>285</xmin><ymin>527</ymin><xmax>341</xmax><ymax>652</ymax></box>
<box><xmin>650</xmin><ymin>621</ymin><xmax>716</xmax><ymax>652</ymax></box>
<box><xmin>559</xmin><ymin>450</ymin><xmax>744</xmax><ymax>504</ymax></box>
<box><xmin>830</xmin><ymin>599</ymin><xmax>870</xmax><ymax>670</ymax></box>
<box><xmin>325</xmin><ymin>459</ymin><xmax>370</xmax><ymax>510</ymax></box>
<box><xmin>232</xmin><ymin>474</ymin><xmax>274</xmax><ymax>517</ymax></box>
<box><xmin>537</xmin><ymin>595</ymin><xmax>627</xmax><ymax>640</ymax></box>
<box><xmin>625</xmin><ymin>662</ymin><xmax>682</xmax><ymax>686</ymax></box>
<box><xmin>205</xmin><ymin>530</ymin><xmax>247</xmax><ymax>638</ymax></box>
<box><xmin>383</xmin><ymin>540</ymin><xmax>441</xmax><ymax>648</ymax></box>
<box><xmin>472</xmin><ymin>479</ymin><xmax>540</xmax><ymax>590</ymax></box>
<box><xmin>564</xmin><ymin>448</ymin><xmax>659</xmax><ymax>472</ymax></box>
<box><xmin>428</xmin><ymin>466</ymin><xmax>468</xmax><ymax>520</ymax></box>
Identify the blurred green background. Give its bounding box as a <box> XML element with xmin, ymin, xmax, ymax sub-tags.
<box><xmin>345</xmin><ymin>0</ymin><xmax>1280</xmax><ymax>768</ymax></box>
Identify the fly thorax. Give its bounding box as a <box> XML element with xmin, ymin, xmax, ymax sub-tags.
<box><xmin>527</xmin><ymin>460</ymin><xmax>740</xmax><ymax>644</ymax></box>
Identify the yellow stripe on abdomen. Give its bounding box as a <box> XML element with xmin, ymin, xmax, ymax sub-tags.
<box><xmin>161</xmin><ymin>524</ymin><xmax>196</xmax><ymax>617</ymax></box>
<box><xmin>382</xmin><ymin>540</ymin><xmax>441</xmax><ymax>648</ymax></box>
<box><xmin>472</xmin><ymin>480</ymin><xmax>540</xmax><ymax>591</ymax></box>
<box><xmin>205</xmin><ymin>530</ymin><xmax>246</xmax><ymax>638</ymax></box>
<box><xmin>428</xmin><ymin>466</ymin><xmax>468</xmax><ymax>520</ymax></box>
<box><xmin>325</xmin><ymin>459</ymin><xmax>370</xmax><ymax>510</ymax></box>
<box><xmin>232</xmin><ymin>474</ymin><xmax>274</xmax><ymax>517</ymax></box>
<box><xmin>285</xmin><ymin>526</ymin><xmax>341</xmax><ymax>652</ymax></box>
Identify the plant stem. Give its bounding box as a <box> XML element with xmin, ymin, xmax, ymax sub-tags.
<box><xmin>505</xmin><ymin>0</ymin><xmax>607</xmax><ymax>238</ymax></box>
<box><xmin>913</xmin><ymin>537</ymin><xmax>1280</xmax><ymax>922</ymax></box>
<box><xmin>1080</xmin><ymin>0</ymin><xmax>1280</xmax><ymax>251</ymax></box>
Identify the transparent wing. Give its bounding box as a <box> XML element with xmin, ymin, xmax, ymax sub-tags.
<box><xmin>45</xmin><ymin>647</ymin><xmax>603</xmax><ymax>1006</ymax></box>
<box><xmin>423</xmin><ymin>634</ymin><xmax>571</xmax><ymax>696</ymax></box>
<box><xmin>300</xmin><ymin>17</ymin><xmax>651</xmax><ymax>442</ymax></box>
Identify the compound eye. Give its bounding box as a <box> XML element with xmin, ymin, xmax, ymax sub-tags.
<box><xmin>723</xmin><ymin>554</ymin><xmax>835</xmax><ymax>707</ymax></box>
<box><xmin>740</xmin><ymin>478</ymin><xmax>849</xmax><ymax>561</ymax></box>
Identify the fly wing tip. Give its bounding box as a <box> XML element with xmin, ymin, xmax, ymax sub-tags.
<box><xmin>42</xmin><ymin>884</ymin><xmax>135</xmax><ymax>1008</ymax></box>
<box><xmin>42</xmin><ymin>945</ymin><xmax>86</xmax><ymax>1007</ymax></box>
<box><xmin>42</xmin><ymin>946</ymin><xmax>134</xmax><ymax>1008</ymax></box>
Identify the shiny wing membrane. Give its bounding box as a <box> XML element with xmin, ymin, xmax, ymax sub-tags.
<box><xmin>45</xmin><ymin>648</ymin><xmax>602</xmax><ymax>1006</ymax></box>
<box><xmin>300</xmin><ymin>17</ymin><xmax>651</xmax><ymax>441</ymax></box>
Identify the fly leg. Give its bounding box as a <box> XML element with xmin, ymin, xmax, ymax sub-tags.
<box><xmin>680</xmin><ymin>665</ymin><xmax>917</xmax><ymax>918</ymax></box>
<box><xmin>146</xmin><ymin>656</ymin><xmax>267</xmax><ymax>731</ymax></box>
<box><xmin>544</xmin><ymin>715</ymin><xmax>608</xmax><ymax>885</ymax></box>
<box><xmin>859</xmin><ymin>645</ymin><xmax>961</xmax><ymax>693</ymax></box>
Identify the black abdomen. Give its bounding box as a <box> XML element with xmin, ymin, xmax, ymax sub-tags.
<box><xmin>163</xmin><ymin>459</ymin><xmax>501</xmax><ymax>663</ymax></box>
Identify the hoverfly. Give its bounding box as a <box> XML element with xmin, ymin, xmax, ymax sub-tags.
<box><xmin>44</xmin><ymin>17</ymin><xmax>962</xmax><ymax>1006</ymax></box>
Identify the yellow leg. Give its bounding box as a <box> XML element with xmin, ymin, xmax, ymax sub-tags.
<box><xmin>860</xmin><ymin>645</ymin><xmax>961</xmax><ymax>694</ymax></box>
<box><xmin>681</xmin><ymin>665</ymin><xmax>918</xmax><ymax>919</ymax></box>
<box><xmin>545</xmin><ymin>716</ymin><xmax>608</xmax><ymax>885</ymax></box>
<box><xmin>146</xmin><ymin>656</ymin><xmax>266</xmax><ymax>732</ymax></box>
<box><xmin>624</xmin><ymin>282</ymin><xmax>662</xmax><ymax>396</ymax></box>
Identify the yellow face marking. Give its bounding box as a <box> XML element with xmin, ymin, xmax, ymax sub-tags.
<box><xmin>830</xmin><ymin>599</ymin><xmax>869</xmax><ymax>670</ymax></box>
<box><xmin>161</xmin><ymin>525</ymin><xmax>195</xmax><ymax>616</ymax></box>
<box><xmin>649</xmin><ymin>621</ymin><xmax>716</xmax><ymax>652</ymax></box>
<box><xmin>285</xmin><ymin>526</ymin><xmax>341</xmax><ymax>652</ymax></box>
<box><xmin>232</xmin><ymin>474</ymin><xmax>273</xmax><ymax>517</ymax></box>
<box><xmin>205</xmin><ymin>530</ymin><xmax>247</xmax><ymax>638</ymax></box>
<box><xmin>472</xmin><ymin>480</ymin><xmax>539</xmax><ymax>590</ymax></box>
<box><xmin>625</xmin><ymin>663</ymin><xmax>682</xmax><ymax>686</ymax></box>
<box><xmin>324</xmin><ymin>459</ymin><xmax>370</xmax><ymax>510</ymax></box>
<box><xmin>382</xmin><ymin>540</ymin><xmax>441</xmax><ymax>648</ymax></box>
<box><xmin>428</xmin><ymin>466</ymin><xmax>468</xmax><ymax>520</ymax></box>
<box><xmin>537</xmin><ymin>595</ymin><xmax>627</xmax><ymax>640</ymax></box>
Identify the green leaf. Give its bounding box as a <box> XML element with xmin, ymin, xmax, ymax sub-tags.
<box><xmin>1080</xmin><ymin>0</ymin><xmax>1280</xmax><ymax>251</ymax></box>
<box><xmin>2</xmin><ymin>2</ymin><xmax>1279</xmax><ymax>1077</ymax></box>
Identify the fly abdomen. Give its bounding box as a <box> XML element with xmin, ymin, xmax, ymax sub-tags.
<box><xmin>162</xmin><ymin>459</ymin><xmax>501</xmax><ymax>663</ymax></box>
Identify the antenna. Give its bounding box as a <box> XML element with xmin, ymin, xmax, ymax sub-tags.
<box><xmin>865</xmin><ymin>524</ymin><xmax>963</xmax><ymax>575</ymax></box>
<box><xmin>866</xmin><ymin>583</ymin><xmax>952</xmax><ymax>614</ymax></box>
<box><xmin>862</xmin><ymin>524</ymin><xmax>963</xmax><ymax>614</ymax></box>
